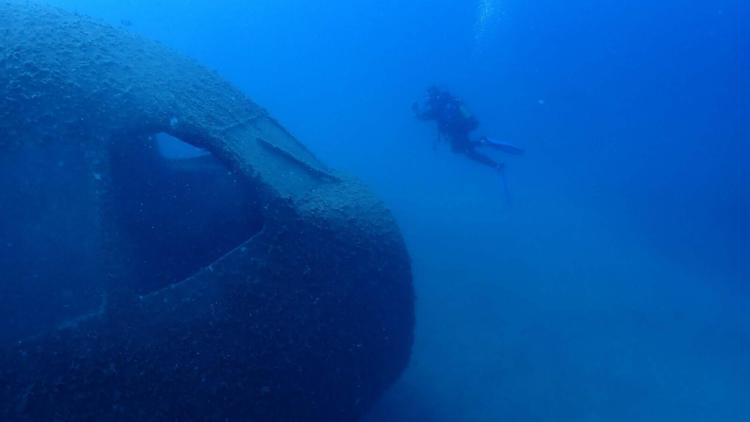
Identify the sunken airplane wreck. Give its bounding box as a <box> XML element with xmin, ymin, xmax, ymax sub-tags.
<box><xmin>0</xmin><ymin>2</ymin><xmax>414</xmax><ymax>420</ymax></box>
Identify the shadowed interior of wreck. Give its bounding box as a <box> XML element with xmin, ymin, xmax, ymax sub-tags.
<box><xmin>109</xmin><ymin>133</ymin><xmax>265</xmax><ymax>294</ymax></box>
<box><xmin>0</xmin><ymin>132</ymin><xmax>266</xmax><ymax>343</ymax></box>
<box><xmin>0</xmin><ymin>140</ymin><xmax>103</xmax><ymax>344</ymax></box>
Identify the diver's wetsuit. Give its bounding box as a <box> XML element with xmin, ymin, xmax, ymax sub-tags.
<box><xmin>414</xmin><ymin>87</ymin><xmax>503</xmax><ymax>171</ymax></box>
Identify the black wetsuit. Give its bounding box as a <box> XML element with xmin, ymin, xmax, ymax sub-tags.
<box><xmin>414</xmin><ymin>88</ymin><xmax>503</xmax><ymax>171</ymax></box>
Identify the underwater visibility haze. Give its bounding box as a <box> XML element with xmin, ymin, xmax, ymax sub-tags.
<box><xmin>1</xmin><ymin>0</ymin><xmax>749</xmax><ymax>420</ymax></box>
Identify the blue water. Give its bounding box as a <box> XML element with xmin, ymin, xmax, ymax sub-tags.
<box><xmin>37</xmin><ymin>0</ymin><xmax>750</xmax><ymax>420</ymax></box>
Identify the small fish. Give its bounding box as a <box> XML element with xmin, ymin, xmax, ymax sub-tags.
<box><xmin>120</xmin><ymin>19</ymin><xmax>133</xmax><ymax>27</ymax></box>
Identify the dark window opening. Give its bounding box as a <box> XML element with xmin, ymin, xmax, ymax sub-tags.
<box><xmin>110</xmin><ymin>133</ymin><xmax>264</xmax><ymax>294</ymax></box>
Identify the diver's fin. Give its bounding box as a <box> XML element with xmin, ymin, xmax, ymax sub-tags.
<box><xmin>480</xmin><ymin>137</ymin><xmax>525</xmax><ymax>155</ymax></box>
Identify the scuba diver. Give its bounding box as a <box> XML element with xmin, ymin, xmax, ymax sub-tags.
<box><xmin>413</xmin><ymin>86</ymin><xmax>523</xmax><ymax>169</ymax></box>
<box><xmin>412</xmin><ymin>86</ymin><xmax>524</xmax><ymax>200</ymax></box>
